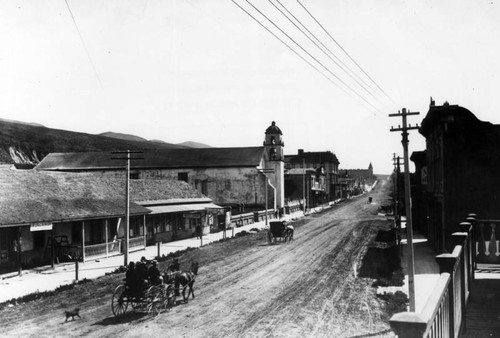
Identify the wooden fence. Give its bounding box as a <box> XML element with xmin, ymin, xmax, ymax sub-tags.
<box><xmin>84</xmin><ymin>240</ymin><xmax>121</xmax><ymax>260</ymax></box>
<box><xmin>390</xmin><ymin>214</ymin><xmax>475</xmax><ymax>338</ymax></box>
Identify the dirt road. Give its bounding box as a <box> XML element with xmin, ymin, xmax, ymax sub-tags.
<box><xmin>1</xmin><ymin>179</ymin><xmax>395</xmax><ymax>337</ymax></box>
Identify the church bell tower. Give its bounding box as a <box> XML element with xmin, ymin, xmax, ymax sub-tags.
<box><xmin>263</xmin><ymin>121</ymin><xmax>285</xmax><ymax>210</ymax></box>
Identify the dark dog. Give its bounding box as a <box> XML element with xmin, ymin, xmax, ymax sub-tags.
<box><xmin>64</xmin><ymin>308</ymin><xmax>81</xmax><ymax>322</ymax></box>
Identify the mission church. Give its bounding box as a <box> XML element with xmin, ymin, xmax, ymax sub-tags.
<box><xmin>36</xmin><ymin>122</ymin><xmax>286</xmax><ymax>212</ymax></box>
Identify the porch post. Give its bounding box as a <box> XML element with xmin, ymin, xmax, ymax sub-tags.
<box><xmin>143</xmin><ymin>214</ymin><xmax>146</xmax><ymax>248</ymax></box>
<box><xmin>82</xmin><ymin>221</ymin><xmax>86</xmax><ymax>263</ymax></box>
<box><xmin>105</xmin><ymin>219</ymin><xmax>109</xmax><ymax>257</ymax></box>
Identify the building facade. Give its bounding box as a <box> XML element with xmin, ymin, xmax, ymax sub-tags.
<box><xmin>416</xmin><ymin>101</ymin><xmax>500</xmax><ymax>252</ymax></box>
<box><xmin>0</xmin><ymin>168</ymin><xmax>222</xmax><ymax>270</ymax></box>
<box><xmin>285</xmin><ymin>149</ymin><xmax>340</xmax><ymax>201</ymax></box>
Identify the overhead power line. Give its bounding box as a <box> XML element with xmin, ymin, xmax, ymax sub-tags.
<box><xmin>296</xmin><ymin>0</ymin><xmax>394</xmax><ymax>104</ymax></box>
<box><xmin>64</xmin><ymin>0</ymin><xmax>102</xmax><ymax>87</ymax></box>
<box><xmin>271</xmin><ymin>0</ymin><xmax>385</xmax><ymax>105</ymax></box>
<box><xmin>230</xmin><ymin>0</ymin><xmax>363</xmax><ymax>106</ymax></box>
<box><xmin>242</xmin><ymin>0</ymin><xmax>382</xmax><ymax>113</ymax></box>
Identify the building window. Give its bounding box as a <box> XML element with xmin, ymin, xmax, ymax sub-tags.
<box><xmin>178</xmin><ymin>172</ymin><xmax>188</xmax><ymax>183</ymax></box>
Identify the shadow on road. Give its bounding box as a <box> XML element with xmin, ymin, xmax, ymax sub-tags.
<box><xmin>91</xmin><ymin>312</ymin><xmax>147</xmax><ymax>326</ymax></box>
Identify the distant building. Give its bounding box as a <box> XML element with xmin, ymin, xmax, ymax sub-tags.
<box><xmin>340</xmin><ymin>163</ymin><xmax>376</xmax><ymax>196</ymax></box>
<box><xmin>284</xmin><ymin>149</ymin><xmax>340</xmax><ymax>201</ymax></box>
<box><xmin>414</xmin><ymin>100</ymin><xmax>500</xmax><ymax>252</ymax></box>
<box><xmin>284</xmin><ymin>167</ymin><xmax>327</xmax><ymax>209</ymax></box>
<box><xmin>36</xmin><ymin>122</ymin><xmax>286</xmax><ymax>211</ymax></box>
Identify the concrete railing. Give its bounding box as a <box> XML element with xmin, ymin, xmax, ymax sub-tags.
<box><xmin>230</xmin><ymin>212</ymin><xmax>255</xmax><ymax>228</ymax></box>
<box><xmin>390</xmin><ymin>216</ymin><xmax>474</xmax><ymax>338</ymax></box>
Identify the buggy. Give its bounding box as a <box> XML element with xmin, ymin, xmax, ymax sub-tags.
<box><xmin>111</xmin><ymin>277</ymin><xmax>176</xmax><ymax>317</ymax></box>
<box><xmin>267</xmin><ymin>221</ymin><xmax>294</xmax><ymax>244</ymax></box>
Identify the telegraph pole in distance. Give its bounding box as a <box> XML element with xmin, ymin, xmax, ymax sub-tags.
<box><xmin>390</xmin><ymin>108</ymin><xmax>420</xmax><ymax>312</ymax></box>
<box><xmin>112</xmin><ymin>150</ymin><xmax>144</xmax><ymax>267</ymax></box>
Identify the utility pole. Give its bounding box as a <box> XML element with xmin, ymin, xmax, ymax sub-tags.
<box><xmin>302</xmin><ymin>158</ymin><xmax>306</xmax><ymax>214</ymax></box>
<box><xmin>112</xmin><ymin>150</ymin><xmax>143</xmax><ymax>267</ymax></box>
<box><xmin>261</xmin><ymin>168</ymin><xmax>275</xmax><ymax>225</ymax></box>
<box><xmin>393</xmin><ymin>154</ymin><xmax>404</xmax><ymax>257</ymax></box>
<box><xmin>390</xmin><ymin>108</ymin><xmax>420</xmax><ymax>312</ymax></box>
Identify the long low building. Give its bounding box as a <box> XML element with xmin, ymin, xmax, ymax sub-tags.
<box><xmin>0</xmin><ymin>166</ymin><xmax>224</xmax><ymax>270</ymax></box>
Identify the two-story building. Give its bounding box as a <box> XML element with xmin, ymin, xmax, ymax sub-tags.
<box><xmin>415</xmin><ymin>100</ymin><xmax>500</xmax><ymax>252</ymax></box>
<box><xmin>285</xmin><ymin>149</ymin><xmax>340</xmax><ymax>201</ymax></box>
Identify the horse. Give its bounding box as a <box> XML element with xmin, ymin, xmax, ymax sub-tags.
<box><xmin>174</xmin><ymin>262</ymin><xmax>199</xmax><ymax>303</ymax></box>
<box><xmin>284</xmin><ymin>225</ymin><xmax>294</xmax><ymax>242</ymax></box>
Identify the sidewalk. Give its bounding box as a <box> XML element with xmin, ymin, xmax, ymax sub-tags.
<box><xmin>378</xmin><ymin>224</ymin><xmax>441</xmax><ymax>313</ymax></box>
<box><xmin>399</xmin><ymin>231</ymin><xmax>441</xmax><ymax>312</ymax></box>
<box><xmin>0</xmin><ymin>211</ymin><xmax>306</xmax><ymax>303</ymax></box>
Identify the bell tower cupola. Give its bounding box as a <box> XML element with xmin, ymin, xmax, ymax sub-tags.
<box><xmin>263</xmin><ymin>121</ymin><xmax>284</xmax><ymax>161</ymax></box>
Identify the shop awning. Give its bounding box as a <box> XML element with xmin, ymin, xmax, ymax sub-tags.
<box><xmin>146</xmin><ymin>203</ymin><xmax>224</xmax><ymax>214</ymax></box>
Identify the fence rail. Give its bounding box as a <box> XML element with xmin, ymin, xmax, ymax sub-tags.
<box><xmin>129</xmin><ymin>236</ymin><xmax>145</xmax><ymax>251</ymax></box>
<box><xmin>84</xmin><ymin>240</ymin><xmax>121</xmax><ymax>258</ymax></box>
<box><xmin>390</xmin><ymin>216</ymin><xmax>474</xmax><ymax>338</ymax></box>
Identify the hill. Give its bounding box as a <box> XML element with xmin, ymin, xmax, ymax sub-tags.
<box><xmin>177</xmin><ymin>141</ymin><xmax>212</xmax><ymax>148</ymax></box>
<box><xmin>101</xmin><ymin>133</ymin><xmax>212</xmax><ymax>149</ymax></box>
<box><xmin>99</xmin><ymin>132</ymin><xmax>149</xmax><ymax>143</ymax></box>
<box><xmin>0</xmin><ymin>119</ymin><xmax>187</xmax><ymax>167</ymax></box>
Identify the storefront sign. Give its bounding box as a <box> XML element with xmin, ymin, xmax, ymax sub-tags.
<box><xmin>30</xmin><ymin>222</ymin><xmax>53</xmax><ymax>231</ymax></box>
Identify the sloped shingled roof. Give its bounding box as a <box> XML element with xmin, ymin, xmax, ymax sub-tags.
<box><xmin>0</xmin><ymin>168</ymin><xmax>206</xmax><ymax>226</ymax></box>
<box><xmin>36</xmin><ymin>147</ymin><xmax>265</xmax><ymax>171</ymax></box>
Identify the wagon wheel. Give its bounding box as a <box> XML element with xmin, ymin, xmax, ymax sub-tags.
<box><xmin>147</xmin><ymin>286</ymin><xmax>164</xmax><ymax>317</ymax></box>
<box><xmin>267</xmin><ymin>231</ymin><xmax>274</xmax><ymax>244</ymax></box>
<box><xmin>111</xmin><ymin>285</ymin><xmax>129</xmax><ymax>317</ymax></box>
<box><xmin>164</xmin><ymin>285</ymin><xmax>177</xmax><ymax>310</ymax></box>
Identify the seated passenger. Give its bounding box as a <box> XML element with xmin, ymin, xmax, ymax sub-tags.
<box><xmin>148</xmin><ymin>260</ymin><xmax>162</xmax><ymax>285</ymax></box>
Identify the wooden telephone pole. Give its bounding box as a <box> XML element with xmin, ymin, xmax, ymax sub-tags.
<box><xmin>112</xmin><ymin>150</ymin><xmax>143</xmax><ymax>267</ymax></box>
<box><xmin>390</xmin><ymin>108</ymin><xmax>420</xmax><ymax>311</ymax></box>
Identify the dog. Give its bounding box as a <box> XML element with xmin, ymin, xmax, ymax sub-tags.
<box><xmin>64</xmin><ymin>308</ymin><xmax>81</xmax><ymax>322</ymax></box>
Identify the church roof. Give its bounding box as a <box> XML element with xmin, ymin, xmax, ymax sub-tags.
<box><xmin>265</xmin><ymin>121</ymin><xmax>282</xmax><ymax>135</ymax></box>
<box><xmin>36</xmin><ymin>147</ymin><xmax>266</xmax><ymax>171</ymax></box>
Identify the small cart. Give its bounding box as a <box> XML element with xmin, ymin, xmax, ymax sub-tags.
<box><xmin>267</xmin><ymin>221</ymin><xmax>293</xmax><ymax>244</ymax></box>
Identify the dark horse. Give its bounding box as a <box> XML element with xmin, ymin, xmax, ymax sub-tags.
<box><xmin>174</xmin><ymin>262</ymin><xmax>199</xmax><ymax>303</ymax></box>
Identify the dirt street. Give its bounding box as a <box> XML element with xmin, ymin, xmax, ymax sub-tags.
<box><xmin>1</xmin><ymin>179</ymin><xmax>395</xmax><ymax>338</ymax></box>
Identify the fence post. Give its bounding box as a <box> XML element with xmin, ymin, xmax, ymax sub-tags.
<box><xmin>389</xmin><ymin>313</ymin><xmax>428</xmax><ymax>337</ymax></box>
<box><xmin>75</xmin><ymin>260</ymin><xmax>79</xmax><ymax>281</ymax></box>
<box><xmin>157</xmin><ymin>242</ymin><xmax>161</xmax><ymax>258</ymax></box>
<box><xmin>453</xmin><ymin>232</ymin><xmax>468</xmax><ymax>334</ymax></box>
<box><xmin>466</xmin><ymin>214</ymin><xmax>477</xmax><ymax>280</ymax></box>
<box><xmin>436</xmin><ymin>253</ymin><xmax>459</xmax><ymax>338</ymax></box>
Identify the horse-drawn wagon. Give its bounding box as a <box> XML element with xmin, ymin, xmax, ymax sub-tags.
<box><xmin>111</xmin><ymin>280</ymin><xmax>176</xmax><ymax>317</ymax></box>
<box><xmin>111</xmin><ymin>260</ymin><xmax>199</xmax><ymax>317</ymax></box>
<box><xmin>267</xmin><ymin>221</ymin><xmax>294</xmax><ymax>244</ymax></box>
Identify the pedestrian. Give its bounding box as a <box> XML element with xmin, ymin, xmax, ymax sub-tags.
<box><xmin>196</xmin><ymin>224</ymin><xmax>202</xmax><ymax>239</ymax></box>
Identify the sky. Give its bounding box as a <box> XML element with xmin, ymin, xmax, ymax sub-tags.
<box><xmin>1</xmin><ymin>0</ymin><xmax>499</xmax><ymax>174</ymax></box>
